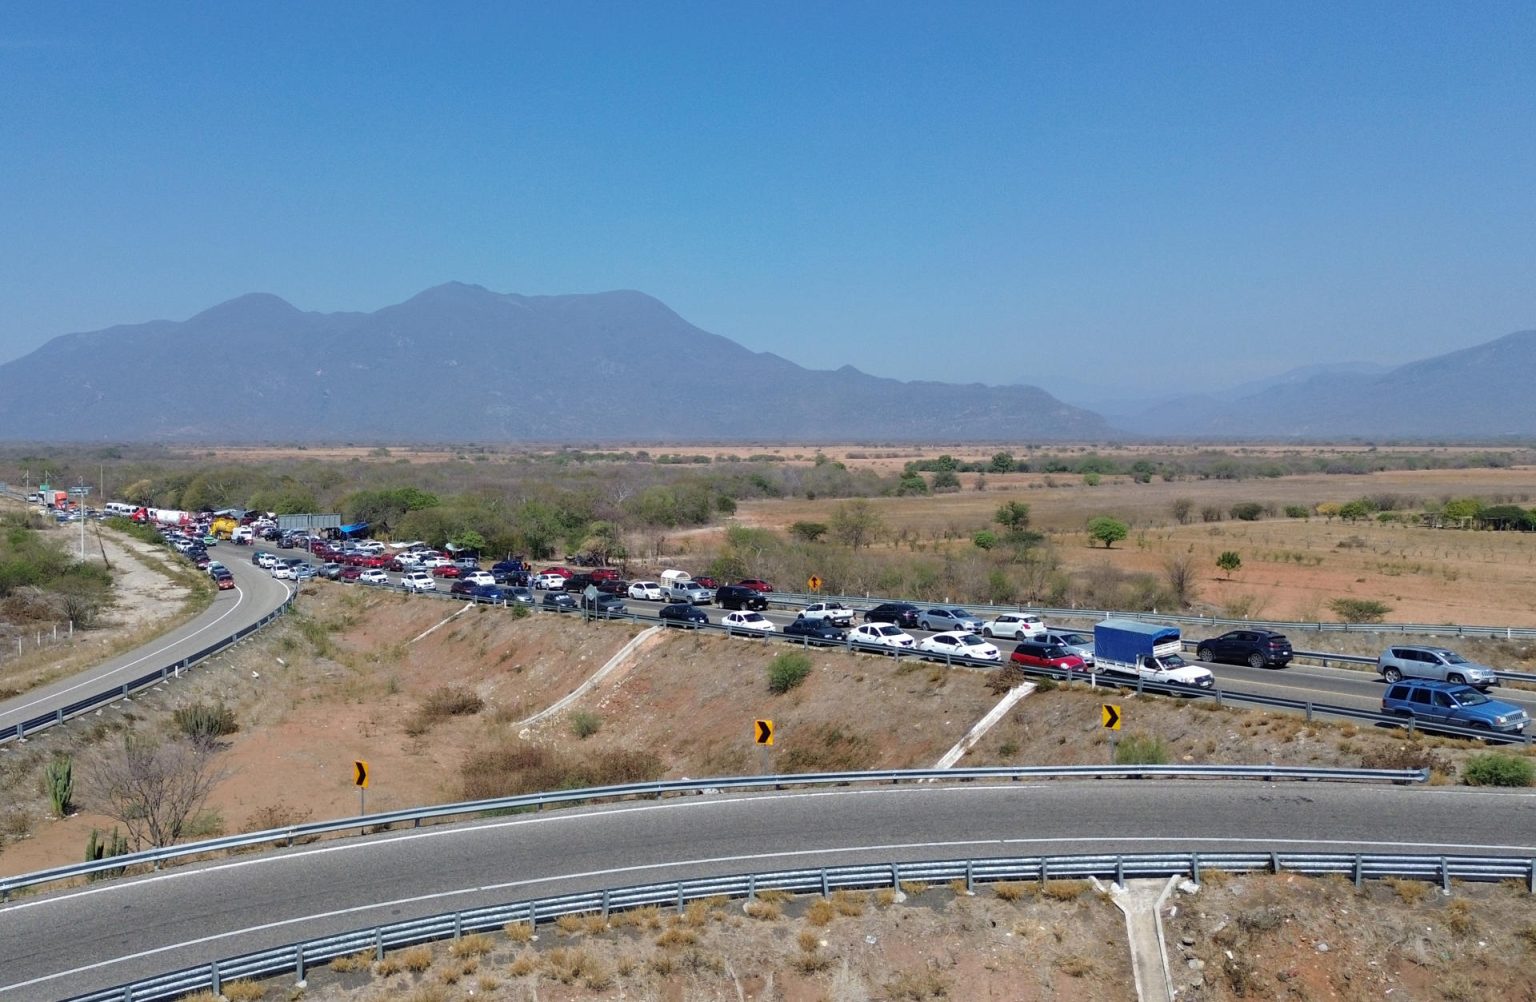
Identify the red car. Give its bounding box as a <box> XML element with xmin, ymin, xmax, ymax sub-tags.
<box><xmin>361</xmin><ymin>554</ymin><xmax>390</xmax><ymax>568</ymax></box>
<box><xmin>339</xmin><ymin>566</ymin><xmax>363</xmax><ymax>582</ymax></box>
<box><xmin>214</xmin><ymin>575</ymin><xmax>235</xmax><ymax>591</ymax></box>
<box><xmin>540</xmin><ymin>566</ymin><xmax>574</xmax><ymax>579</ymax></box>
<box><xmin>1010</xmin><ymin>640</ymin><xmax>1089</xmax><ymax>673</ymax></box>
<box><xmin>432</xmin><ymin>564</ymin><xmax>461</xmax><ymax>578</ymax></box>
<box><xmin>692</xmin><ymin>575</ymin><xmax>720</xmax><ymax>590</ymax></box>
<box><xmin>737</xmin><ymin>578</ymin><xmax>775</xmax><ymax>593</ymax></box>
<box><xmin>590</xmin><ymin>568</ymin><xmax>622</xmax><ymax>582</ymax></box>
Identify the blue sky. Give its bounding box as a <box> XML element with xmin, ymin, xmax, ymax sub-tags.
<box><xmin>2</xmin><ymin>2</ymin><xmax>1533</xmax><ymax>400</ymax></box>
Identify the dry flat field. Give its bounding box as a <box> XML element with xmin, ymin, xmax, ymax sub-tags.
<box><xmin>729</xmin><ymin>464</ymin><xmax>1536</xmax><ymax>627</ymax></box>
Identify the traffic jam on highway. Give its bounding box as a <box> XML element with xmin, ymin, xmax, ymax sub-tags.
<box><xmin>49</xmin><ymin>497</ymin><xmax>1535</xmax><ymax>741</ymax></box>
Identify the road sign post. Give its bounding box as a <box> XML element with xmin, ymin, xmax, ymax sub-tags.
<box><xmin>755</xmin><ymin>719</ymin><xmax>774</xmax><ymax>774</ymax></box>
<box><xmin>354</xmin><ymin>760</ymin><xmax>369</xmax><ymax>815</ymax></box>
<box><xmin>807</xmin><ymin>576</ymin><xmax>822</xmax><ymax>592</ymax></box>
<box><xmin>1101</xmin><ymin>704</ymin><xmax>1121</xmax><ymax>763</ymax></box>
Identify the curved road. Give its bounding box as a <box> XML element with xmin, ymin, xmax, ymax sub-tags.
<box><xmin>3</xmin><ymin>780</ymin><xmax>1534</xmax><ymax>998</ymax></box>
<box><xmin>0</xmin><ymin>545</ymin><xmax>292</xmax><ymax>737</ymax></box>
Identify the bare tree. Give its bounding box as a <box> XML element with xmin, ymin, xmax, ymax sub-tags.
<box><xmin>82</xmin><ymin>736</ymin><xmax>230</xmax><ymax>850</ymax></box>
<box><xmin>1162</xmin><ymin>552</ymin><xmax>1200</xmax><ymax>608</ymax></box>
<box><xmin>829</xmin><ymin>500</ymin><xmax>884</xmax><ymax>551</ymax></box>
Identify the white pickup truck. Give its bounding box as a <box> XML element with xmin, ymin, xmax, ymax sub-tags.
<box><xmin>800</xmin><ymin>601</ymin><xmax>855</xmax><ymax>627</ymax></box>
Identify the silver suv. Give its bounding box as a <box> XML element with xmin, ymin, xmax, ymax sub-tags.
<box><xmin>1377</xmin><ymin>646</ymin><xmax>1499</xmax><ymax>689</ymax></box>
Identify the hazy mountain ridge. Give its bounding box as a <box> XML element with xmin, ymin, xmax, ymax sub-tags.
<box><xmin>0</xmin><ymin>284</ymin><xmax>1111</xmax><ymax>442</ymax></box>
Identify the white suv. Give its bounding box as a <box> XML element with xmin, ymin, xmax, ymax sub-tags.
<box><xmin>400</xmin><ymin>571</ymin><xmax>436</xmax><ymax>592</ymax></box>
<box><xmin>981</xmin><ymin>612</ymin><xmax>1046</xmax><ymax>640</ymax></box>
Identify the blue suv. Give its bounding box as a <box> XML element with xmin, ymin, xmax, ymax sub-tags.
<box><xmin>1382</xmin><ymin>679</ymin><xmax>1529</xmax><ymax>736</ymax></box>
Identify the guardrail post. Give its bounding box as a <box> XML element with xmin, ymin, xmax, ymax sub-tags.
<box><xmin>1270</xmin><ymin>852</ymin><xmax>1281</xmax><ymax>875</ymax></box>
<box><xmin>746</xmin><ymin>875</ymin><xmax>756</xmax><ymax>901</ymax></box>
<box><xmin>821</xmin><ymin>869</ymin><xmax>830</xmax><ymax>897</ymax></box>
<box><xmin>1353</xmin><ymin>855</ymin><xmax>1363</xmax><ymax>890</ymax></box>
<box><xmin>1039</xmin><ymin>857</ymin><xmax>1048</xmax><ymax>888</ymax></box>
<box><xmin>677</xmin><ymin>884</ymin><xmax>686</xmax><ymax>915</ymax></box>
<box><xmin>1190</xmin><ymin>853</ymin><xmax>1201</xmax><ymax>885</ymax></box>
<box><xmin>210</xmin><ymin>960</ymin><xmax>222</xmax><ymax>995</ymax></box>
<box><xmin>891</xmin><ymin>862</ymin><xmax>900</xmax><ymax>889</ymax></box>
<box><xmin>965</xmin><ymin>859</ymin><xmax>974</xmax><ymax>893</ymax></box>
<box><xmin>1115</xmin><ymin>856</ymin><xmax>1124</xmax><ymax>888</ymax></box>
<box><xmin>295</xmin><ymin>945</ymin><xmax>306</xmax><ymax>982</ymax></box>
<box><xmin>453</xmin><ymin>913</ymin><xmax>463</xmax><ymax>940</ymax></box>
<box><xmin>602</xmin><ymin>889</ymin><xmax>611</xmax><ymax>920</ymax></box>
<box><xmin>1305</xmin><ymin>702</ymin><xmax>1313</xmax><ymax>723</ymax></box>
<box><xmin>375</xmin><ymin>927</ymin><xmax>385</xmax><ymax>960</ymax></box>
<box><xmin>1528</xmin><ymin>859</ymin><xmax>1535</xmax><ymax>896</ymax></box>
<box><xmin>1440</xmin><ymin>858</ymin><xmax>1451</xmax><ymax>894</ymax></box>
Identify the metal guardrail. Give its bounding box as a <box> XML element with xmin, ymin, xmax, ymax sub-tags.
<box><xmin>0</xmin><ymin>589</ymin><xmax>296</xmax><ymax>746</ymax></box>
<box><xmin>65</xmin><ymin>849</ymin><xmax>1536</xmax><ymax>1002</ymax></box>
<box><xmin>0</xmin><ymin>765</ymin><xmax>1424</xmax><ymax>900</ymax></box>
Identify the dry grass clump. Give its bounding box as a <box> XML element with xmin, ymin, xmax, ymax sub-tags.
<box><xmin>656</xmin><ymin>926</ymin><xmax>700</xmax><ymax>949</ymax></box>
<box><xmin>397</xmin><ymin>944</ymin><xmax>434</xmax><ymax>972</ymax></box>
<box><xmin>1445</xmin><ymin>898</ymin><xmax>1476</xmax><ymax>937</ymax></box>
<box><xmin>612</xmin><ymin>905</ymin><xmax>663</xmax><ymax>929</ymax></box>
<box><xmin>947</xmin><ymin>879</ymin><xmax>971</xmax><ymax>896</ymax></box>
<box><xmin>992</xmin><ymin>881</ymin><xmax>1033</xmax><ymax>901</ymax></box>
<box><xmin>832</xmin><ymin>889</ymin><xmax>868</xmax><ymax>915</ymax></box>
<box><xmin>1384</xmin><ymin>876</ymin><xmax>1432</xmax><ymax>905</ymax></box>
<box><xmin>221</xmin><ymin>982</ymin><xmax>265</xmax><ymax>1001</ymax></box>
<box><xmin>884</xmin><ymin>968</ymin><xmax>952</xmax><ymax>999</ymax></box>
<box><xmin>400</xmin><ymin>986</ymin><xmax>448</xmax><ymax>1002</ymax></box>
<box><xmin>437</xmin><ymin>957</ymin><xmax>478</xmax><ymax>984</ymax></box>
<box><xmin>778</xmin><ymin>722</ymin><xmax>878</xmax><ymax>773</ymax></box>
<box><xmin>805</xmin><ymin>899</ymin><xmax>837</xmax><ymax>926</ymax></box>
<box><xmin>503</xmin><ymin>919</ymin><xmax>534</xmax><ymax>942</ymax></box>
<box><xmin>555</xmin><ymin>912</ymin><xmax>607</xmax><ymax>935</ymax></box>
<box><xmin>507</xmin><ymin>950</ymin><xmax>539</xmax><ymax>976</ymax></box>
<box><xmin>899</xmin><ymin>881</ymin><xmax>929</xmax><ymax>896</ymax></box>
<box><xmin>756</xmin><ymin>888</ymin><xmax>795</xmax><ymax>904</ymax></box>
<box><xmin>448</xmin><ymin>932</ymin><xmax>494</xmax><ymax>958</ymax></box>
<box><xmin>406</xmin><ymin>685</ymin><xmax>485</xmax><ymax>735</ymax></box>
<box><xmin>798</xmin><ymin>929</ymin><xmax>823</xmax><ymax>953</ymax></box>
<box><xmin>743</xmin><ymin>899</ymin><xmax>782</xmax><ymax>920</ymax></box>
<box><xmin>1056</xmin><ymin>954</ymin><xmax>1097</xmax><ymax>977</ymax></box>
<box><xmin>373</xmin><ymin>955</ymin><xmax>403</xmax><ymax>977</ymax></box>
<box><xmin>328</xmin><ymin>950</ymin><xmax>372</xmax><ymax>972</ymax></box>
<box><xmin>875</xmin><ymin>887</ymin><xmax>899</xmax><ymax>907</ymax></box>
<box><xmin>543</xmin><ymin>946</ymin><xmax>612</xmax><ymax>988</ymax></box>
<box><xmin>1041</xmin><ymin>879</ymin><xmax>1091</xmax><ymax>901</ymax></box>
<box><xmin>793</xmin><ymin>950</ymin><xmax>835</xmax><ymax>974</ymax></box>
<box><xmin>460</xmin><ymin>740</ymin><xmax>663</xmax><ymax>800</ymax></box>
<box><xmin>682</xmin><ymin>896</ymin><xmax>728</xmax><ymax>927</ymax></box>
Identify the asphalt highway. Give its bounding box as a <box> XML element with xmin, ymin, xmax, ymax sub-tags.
<box><xmin>3</xmin><ymin>780</ymin><xmax>1534</xmax><ymax>998</ymax></box>
<box><xmin>0</xmin><ymin>548</ymin><xmax>292</xmax><ymax>737</ymax></box>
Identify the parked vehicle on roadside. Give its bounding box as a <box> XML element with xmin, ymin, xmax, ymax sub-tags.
<box><xmin>319</xmin><ymin>562</ymin><xmax>344</xmax><ymax>580</ymax></box>
<box><xmin>1040</xmin><ymin>630</ymin><xmax>1095</xmax><ymax>667</ymax></box>
<box><xmin>850</xmin><ymin>622</ymin><xmax>916</xmax><ymax>651</ymax></box>
<box><xmin>863</xmin><ymin>602</ymin><xmax>920</xmax><ymax>629</ymax></box>
<box><xmin>1093</xmin><ymin>620</ymin><xmax>1213</xmax><ymax>688</ymax></box>
<box><xmin>1010</xmin><ymin>639</ymin><xmax>1089</xmax><ymax>674</ymax></box>
<box><xmin>667</xmin><ymin>581</ymin><xmax>713</xmax><ymax>605</ymax></box>
<box><xmin>716</xmin><ymin>584</ymin><xmax>768</xmax><ymax>611</ymax></box>
<box><xmin>919</xmin><ymin>607</ymin><xmax>983</xmax><ymax>633</ymax></box>
<box><xmin>1196</xmin><ymin>629</ymin><xmax>1293</xmax><ymax>669</ymax></box>
<box><xmin>1381</xmin><ymin>679</ymin><xmax>1528</xmax><ymax>735</ymax></box>
<box><xmin>919</xmin><ymin>631</ymin><xmax>1000</xmax><ymax>662</ymax></box>
<box><xmin>579</xmin><ymin>593</ymin><xmax>627</xmax><ymax>616</ymax></box>
<box><xmin>784</xmin><ymin>616</ymin><xmax>847</xmax><ymax>645</ymax></box>
<box><xmin>1378</xmin><ymin>646</ymin><xmax>1499</xmax><ymax>689</ymax></box>
<box><xmin>399</xmin><ymin>571</ymin><xmax>435</xmax><ymax>591</ymax></box>
<box><xmin>658</xmin><ymin>602</ymin><xmax>709</xmax><ymax>628</ymax></box>
<box><xmin>359</xmin><ymin>569</ymin><xmax>392</xmax><ymax>586</ymax></box>
<box><xmin>981</xmin><ymin>612</ymin><xmax>1046</xmax><ymax>640</ymax></box>
<box><xmin>542</xmin><ymin>591</ymin><xmax>578</xmax><ymax>612</ymax></box>
<box><xmin>721</xmin><ymin>610</ymin><xmax>775</xmax><ymax>633</ymax></box>
<box><xmin>628</xmin><ymin>581</ymin><xmax>665</xmax><ymax>601</ymax></box>
<box><xmin>800</xmin><ymin>601</ymin><xmax>855</xmax><ymax>627</ymax></box>
<box><xmin>737</xmin><ymin>578</ymin><xmax>774</xmax><ymax>593</ymax></box>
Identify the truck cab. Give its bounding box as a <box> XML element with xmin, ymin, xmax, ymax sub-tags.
<box><xmin>1094</xmin><ymin>619</ymin><xmax>1215</xmax><ymax>689</ymax></box>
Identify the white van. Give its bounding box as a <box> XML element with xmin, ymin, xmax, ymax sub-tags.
<box><xmin>660</xmin><ymin>569</ymin><xmax>693</xmax><ymax>589</ymax></box>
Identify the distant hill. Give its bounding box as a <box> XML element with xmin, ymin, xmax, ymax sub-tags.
<box><xmin>0</xmin><ymin>284</ymin><xmax>1112</xmax><ymax>442</ymax></box>
<box><xmin>1105</xmin><ymin>335</ymin><xmax>1536</xmax><ymax>440</ymax></box>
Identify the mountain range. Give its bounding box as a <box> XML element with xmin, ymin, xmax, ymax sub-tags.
<box><xmin>0</xmin><ymin>284</ymin><xmax>1530</xmax><ymax>442</ymax></box>
<box><xmin>0</xmin><ymin>284</ymin><xmax>1110</xmax><ymax>442</ymax></box>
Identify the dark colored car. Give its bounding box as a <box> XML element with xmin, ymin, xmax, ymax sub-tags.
<box><xmin>1382</xmin><ymin>679</ymin><xmax>1529</xmax><ymax>735</ymax></box>
<box><xmin>595</xmin><ymin>578</ymin><xmax>629</xmax><ymax>595</ymax></box>
<box><xmin>658</xmin><ymin>602</ymin><xmax>709</xmax><ymax>628</ymax></box>
<box><xmin>470</xmin><ymin>584</ymin><xmax>507</xmax><ymax>603</ymax></box>
<box><xmin>1196</xmin><ymin>630</ymin><xmax>1294</xmax><ymax>669</ymax></box>
<box><xmin>319</xmin><ymin>562</ymin><xmax>344</xmax><ymax>580</ymax></box>
<box><xmin>563</xmin><ymin>572</ymin><xmax>596</xmax><ymax>592</ymax></box>
<box><xmin>1010</xmin><ymin>640</ymin><xmax>1089</xmax><ymax>674</ymax></box>
<box><xmin>784</xmin><ymin>616</ymin><xmax>847</xmax><ymax>645</ymax></box>
<box><xmin>503</xmin><ymin>586</ymin><xmax>536</xmax><ymax>605</ymax></box>
<box><xmin>491</xmin><ymin>559</ymin><xmax>526</xmax><ymax>576</ymax></box>
<box><xmin>542</xmin><ymin>591</ymin><xmax>578</xmax><ymax>612</ymax></box>
<box><xmin>864</xmin><ymin>602</ymin><xmax>921</xmax><ymax>629</ymax></box>
<box><xmin>579</xmin><ymin>593</ymin><xmax>627</xmax><ymax>616</ymax></box>
<box><xmin>715</xmin><ymin>584</ymin><xmax>768</xmax><ymax>611</ymax></box>
<box><xmin>737</xmin><ymin>578</ymin><xmax>775</xmax><ymax>593</ymax></box>
<box><xmin>449</xmin><ymin>579</ymin><xmax>480</xmax><ymax>597</ymax></box>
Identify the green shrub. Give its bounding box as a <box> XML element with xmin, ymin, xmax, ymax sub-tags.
<box><xmin>1462</xmin><ymin>753</ymin><xmax>1535</xmax><ymax>787</ymax></box>
<box><xmin>173</xmin><ymin>701</ymin><xmax>238</xmax><ymax>749</ymax></box>
<box><xmin>1283</xmin><ymin>505</ymin><xmax>1311</xmax><ymax>519</ymax></box>
<box><xmin>84</xmin><ymin>827</ymin><xmax>130</xmax><ymax>880</ymax></box>
<box><xmin>570</xmin><ymin>711</ymin><xmax>602</xmax><ymax>739</ymax></box>
<box><xmin>767</xmin><ymin>652</ymin><xmax>813</xmax><ymax>694</ymax></box>
<box><xmin>1229</xmin><ymin>502</ymin><xmax>1264</xmax><ymax>521</ymax></box>
<box><xmin>1329</xmin><ymin>598</ymin><xmax>1392</xmax><ymax>623</ymax></box>
<box><xmin>1114</xmin><ymin>734</ymin><xmax>1169</xmax><ymax>765</ymax></box>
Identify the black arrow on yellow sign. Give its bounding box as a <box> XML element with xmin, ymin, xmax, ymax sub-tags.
<box><xmin>755</xmin><ymin>719</ymin><xmax>774</xmax><ymax>745</ymax></box>
<box><xmin>1101</xmin><ymin>705</ymin><xmax>1121</xmax><ymax>730</ymax></box>
<box><xmin>354</xmin><ymin>760</ymin><xmax>369</xmax><ymax>788</ymax></box>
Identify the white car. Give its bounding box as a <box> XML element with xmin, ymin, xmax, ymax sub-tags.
<box><xmin>722</xmin><ymin>611</ymin><xmax>776</xmax><ymax>634</ymax></box>
<box><xmin>850</xmin><ymin>623</ymin><xmax>916</xmax><ymax>651</ymax></box>
<box><xmin>628</xmin><ymin>581</ymin><xmax>665</xmax><ymax>601</ymax></box>
<box><xmin>420</xmin><ymin>555</ymin><xmax>452</xmax><ymax>569</ymax></box>
<box><xmin>917</xmin><ymin>631</ymin><xmax>1000</xmax><ymax>662</ymax></box>
<box><xmin>462</xmin><ymin>571</ymin><xmax>496</xmax><ymax>587</ymax></box>
<box><xmin>255</xmin><ymin>552</ymin><xmax>281</xmax><ymax>569</ymax></box>
<box><xmin>800</xmin><ymin>601</ymin><xmax>855</xmax><ymax>627</ymax></box>
<box><xmin>206</xmin><ymin>562</ymin><xmax>227</xmax><ymax>577</ymax></box>
<box><xmin>270</xmin><ymin>563</ymin><xmax>295</xmax><ymax>580</ymax></box>
<box><xmin>356</xmin><ymin>569</ymin><xmax>389</xmax><ymax>586</ymax></box>
<box><xmin>399</xmin><ymin>571</ymin><xmax>435</xmax><ymax>592</ymax></box>
<box><xmin>532</xmin><ymin>572</ymin><xmax>567</xmax><ymax>590</ymax></box>
<box><xmin>981</xmin><ymin>612</ymin><xmax>1047</xmax><ymax>640</ymax></box>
